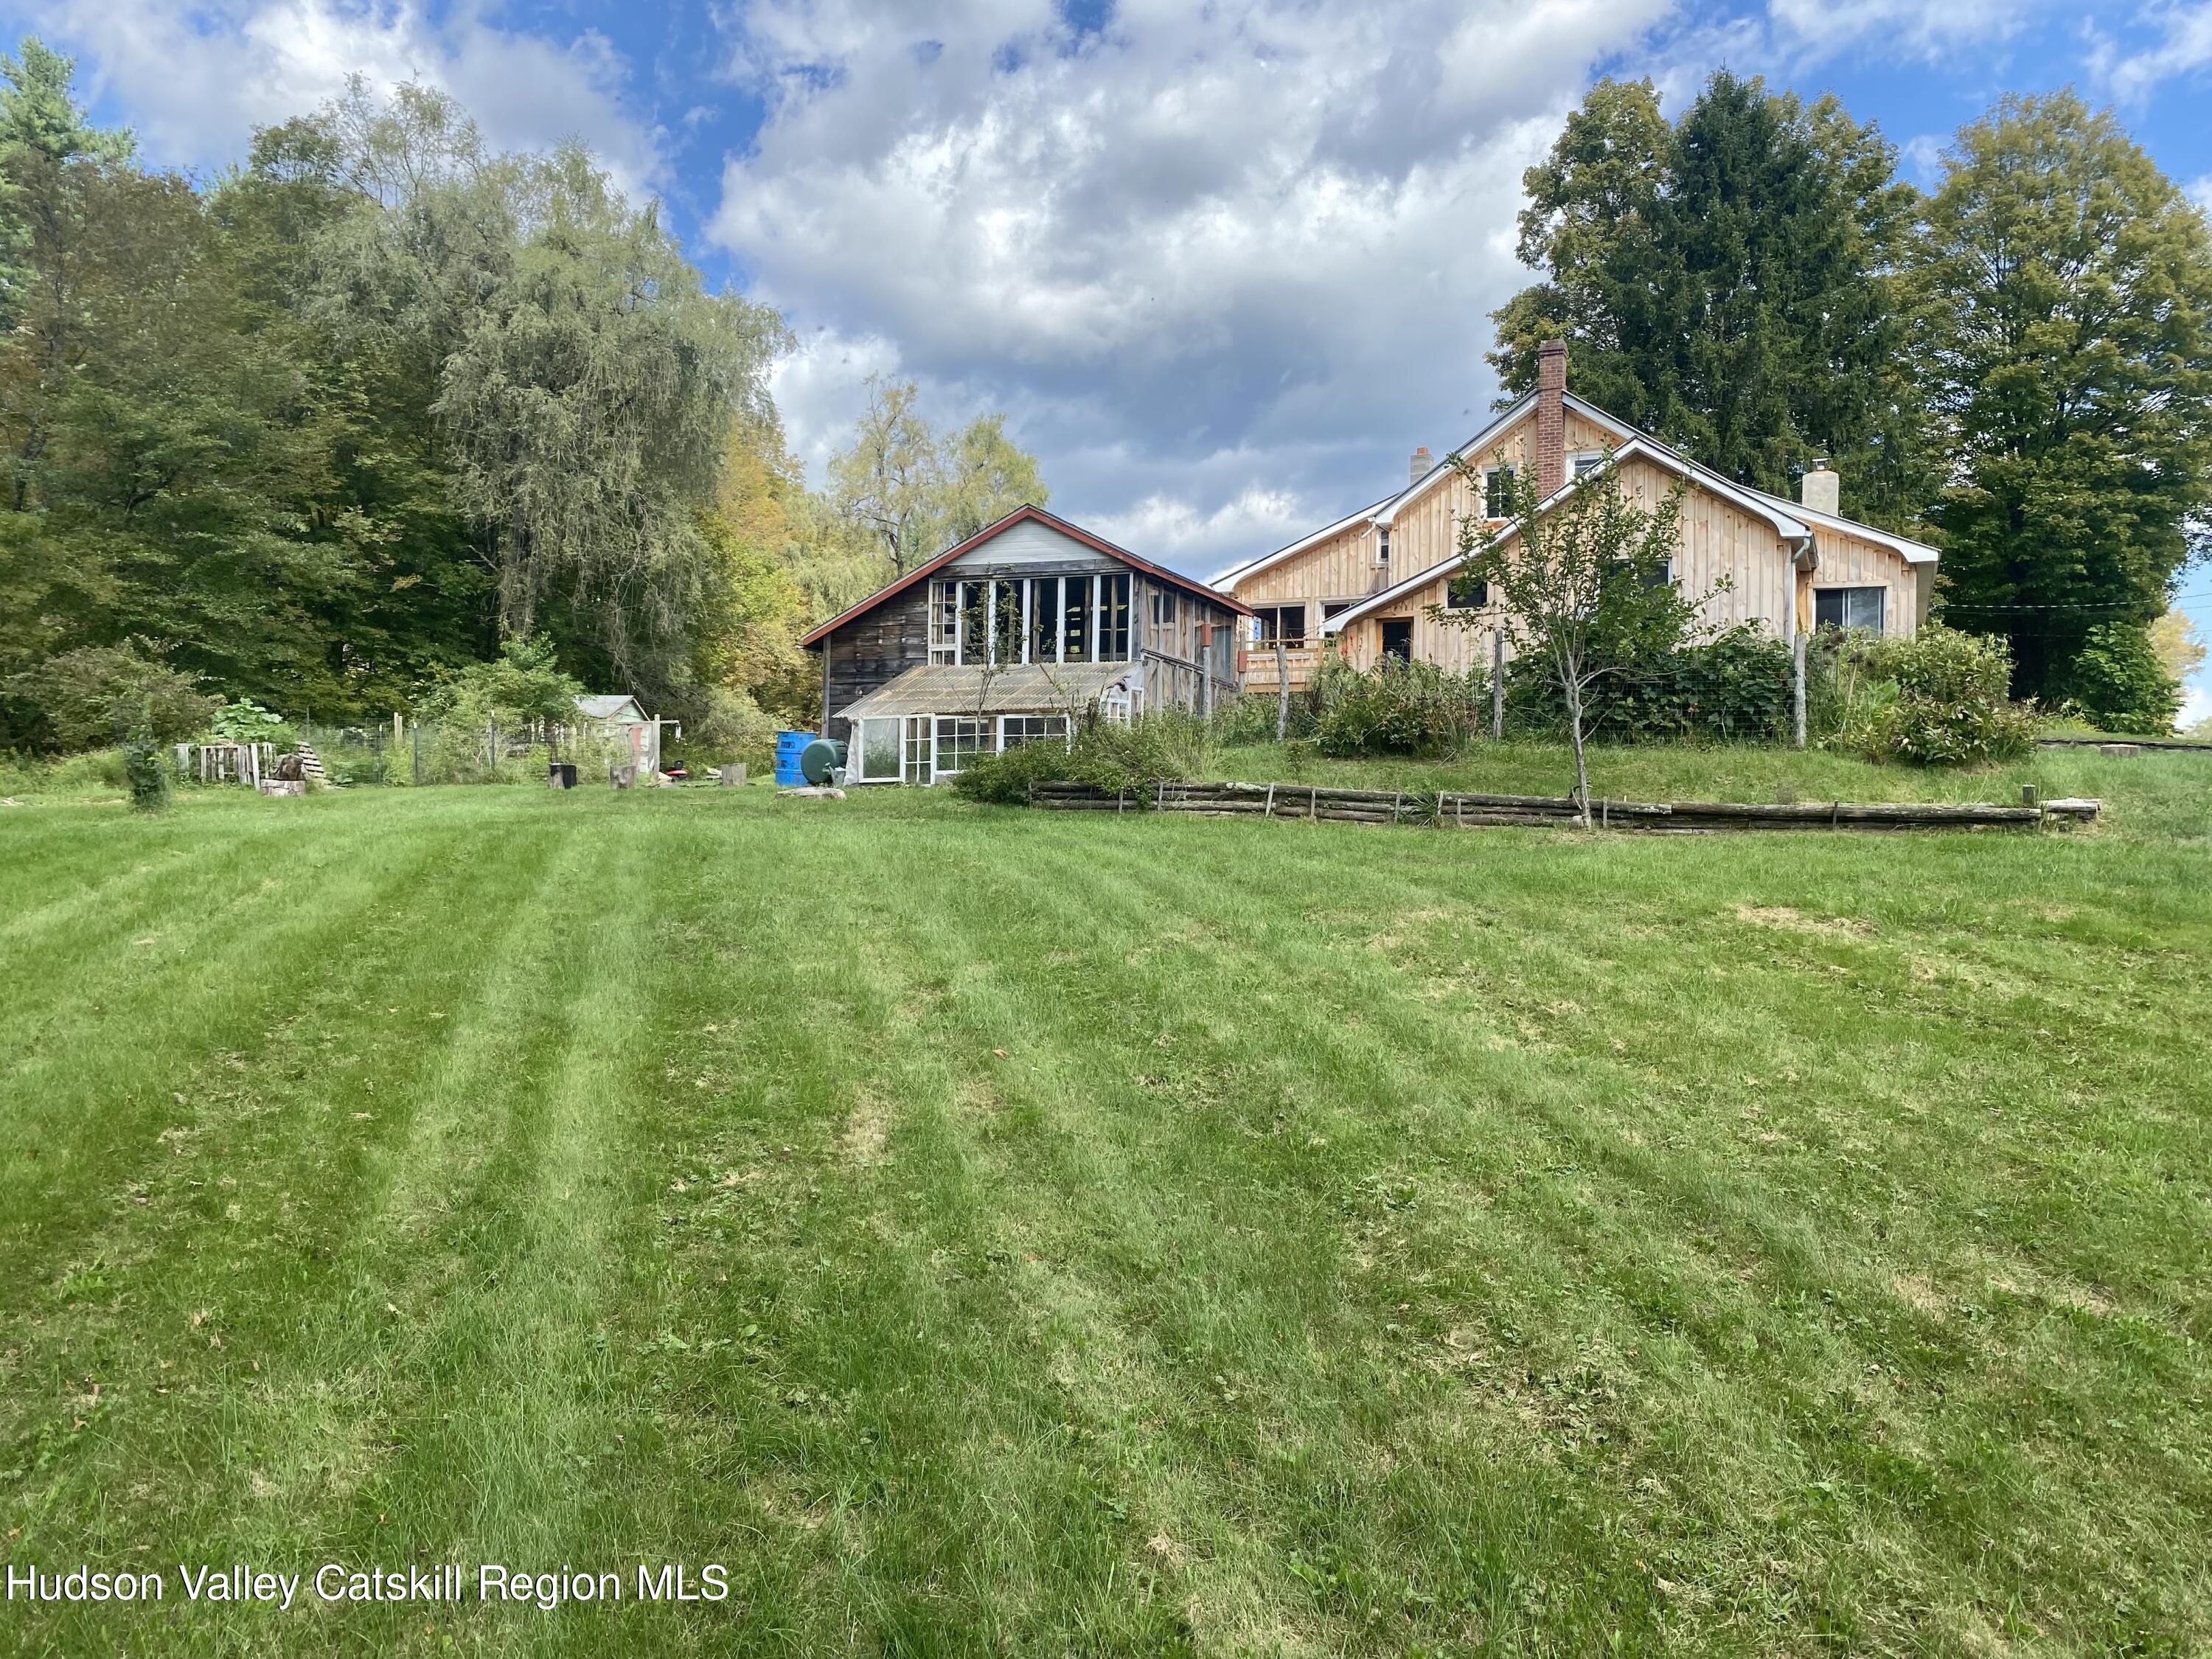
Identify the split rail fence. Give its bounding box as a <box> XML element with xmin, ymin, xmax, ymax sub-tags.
<box><xmin>1027</xmin><ymin>779</ymin><xmax>2098</xmax><ymax>832</ymax></box>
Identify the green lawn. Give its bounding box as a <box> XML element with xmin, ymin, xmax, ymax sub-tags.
<box><xmin>2</xmin><ymin>748</ymin><xmax>2208</xmax><ymax>1656</ymax></box>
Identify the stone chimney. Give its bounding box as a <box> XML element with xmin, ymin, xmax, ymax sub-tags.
<box><xmin>1800</xmin><ymin>459</ymin><xmax>1839</xmax><ymax>517</ymax></box>
<box><xmin>1409</xmin><ymin>446</ymin><xmax>1433</xmax><ymax>484</ymax></box>
<box><xmin>1535</xmin><ymin>339</ymin><xmax>1567</xmax><ymax>499</ymax></box>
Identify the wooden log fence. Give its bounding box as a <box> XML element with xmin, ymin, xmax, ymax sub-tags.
<box><xmin>1026</xmin><ymin>779</ymin><xmax>2098</xmax><ymax>832</ymax></box>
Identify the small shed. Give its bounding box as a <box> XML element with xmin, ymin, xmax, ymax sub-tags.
<box><xmin>573</xmin><ymin>694</ymin><xmax>661</xmax><ymax>775</ymax></box>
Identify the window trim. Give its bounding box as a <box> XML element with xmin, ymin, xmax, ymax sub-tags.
<box><xmin>1813</xmin><ymin>585</ymin><xmax>1886</xmax><ymax>634</ymax></box>
<box><xmin>1481</xmin><ymin>463</ymin><xmax>1517</xmax><ymax>521</ymax></box>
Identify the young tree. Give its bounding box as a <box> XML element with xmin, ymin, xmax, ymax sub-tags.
<box><xmin>1431</xmin><ymin>453</ymin><xmax>1693</xmax><ymax>822</ymax></box>
<box><xmin>1917</xmin><ymin>91</ymin><xmax>2212</xmax><ymax>702</ymax></box>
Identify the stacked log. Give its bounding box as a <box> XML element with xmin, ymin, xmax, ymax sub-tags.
<box><xmin>1024</xmin><ymin>779</ymin><xmax>2081</xmax><ymax>832</ymax></box>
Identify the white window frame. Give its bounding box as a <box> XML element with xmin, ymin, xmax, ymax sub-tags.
<box><xmin>931</xmin><ymin>714</ymin><xmax>989</xmax><ymax>781</ymax></box>
<box><xmin>996</xmin><ymin>713</ymin><xmax>1071</xmax><ymax>751</ymax></box>
<box><xmin>1481</xmin><ymin>463</ymin><xmax>1517</xmax><ymax>520</ymax></box>
<box><xmin>852</xmin><ymin>717</ymin><xmax>905</xmax><ymax>784</ymax></box>
<box><xmin>1570</xmin><ymin>451</ymin><xmax>1607</xmax><ymax>478</ymax></box>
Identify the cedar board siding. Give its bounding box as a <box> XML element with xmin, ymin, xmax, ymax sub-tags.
<box><xmin>1231</xmin><ymin>407</ymin><xmax>1616</xmax><ymax>613</ymax></box>
<box><xmin>1334</xmin><ymin>459</ymin><xmax>1919</xmax><ymax>673</ymax></box>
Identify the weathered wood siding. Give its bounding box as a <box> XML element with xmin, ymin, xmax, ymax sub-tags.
<box><xmin>820</xmin><ymin>585</ymin><xmax>930</xmax><ymax>742</ymax></box>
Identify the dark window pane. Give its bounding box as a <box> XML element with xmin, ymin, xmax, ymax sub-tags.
<box><xmin>1029</xmin><ymin>577</ymin><xmax>1059</xmax><ymax>661</ymax></box>
<box><xmin>1484</xmin><ymin>465</ymin><xmax>1516</xmax><ymax>518</ymax></box>
<box><xmin>1062</xmin><ymin>575</ymin><xmax>1091</xmax><ymax>662</ymax></box>
<box><xmin>1101</xmin><ymin>573</ymin><xmax>1130</xmax><ymax>660</ymax></box>
<box><xmin>1446</xmin><ymin>574</ymin><xmax>1487</xmax><ymax>609</ymax></box>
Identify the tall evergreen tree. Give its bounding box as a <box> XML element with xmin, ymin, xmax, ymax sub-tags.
<box><xmin>1917</xmin><ymin>91</ymin><xmax>2212</xmax><ymax>703</ymax></box>
<box><xmin>1493</xmin><ymin>73</ymin><xmax>1930</xmax><ymax>526</ymax></box>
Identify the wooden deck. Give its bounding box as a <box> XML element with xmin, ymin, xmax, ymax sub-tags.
<box><xmin>1238</xmin><ymin>643</ymin><xmax>1326</xmax><ymax>693</ymax></box>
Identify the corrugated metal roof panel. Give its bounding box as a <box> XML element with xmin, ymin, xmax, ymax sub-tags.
<box><xmin>838</xmin><ymin>663</ymin><xmax>1133</xmax><ymax>720</ymax></box>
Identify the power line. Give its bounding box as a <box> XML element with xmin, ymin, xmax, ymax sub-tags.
<box><xmin>1937</xmin><ymin>590</ymin><xmax>2212</xmax><ymax>612</ymax></box>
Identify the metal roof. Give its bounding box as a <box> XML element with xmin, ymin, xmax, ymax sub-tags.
<box><xmin>801</xmin><ymin>504</ymin><xmax>1251</xmax><ymax>648</ymax></box>
<box><xmin>574</xmin><ymin>694</ymin><xmax>645</xmax><ymax>720</ymax></box>
<box><xmin>837</xmin><ymin>662</ymin><xmax>1134</xmax><ymax>721</ymax></box>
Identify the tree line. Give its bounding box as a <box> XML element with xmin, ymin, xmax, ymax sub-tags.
<box><xmin>1494</xmin><ymin>72</ymin><xmax>2212</xmax><ymax>723</ymax></box>
<box><xmin>0</xmin><ymin>42</ymin><xmax>1045</xmax><ymax>756</ymax></box>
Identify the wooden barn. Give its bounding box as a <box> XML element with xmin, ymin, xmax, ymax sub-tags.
<box><xmin>803</xmin><ymin>505</ymin><xmax>1250</xmax><ymax>785</ymax></box>
<box><xmin>1211</xmin><ymin>341</ymin><xmax>1939</xmax><ymax>689</ymax></box>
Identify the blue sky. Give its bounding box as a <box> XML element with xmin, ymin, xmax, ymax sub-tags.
<box><xmin>10</xmin><ymin>0</ymin><xmax>2212</xmax><ymax>717</ymax></box>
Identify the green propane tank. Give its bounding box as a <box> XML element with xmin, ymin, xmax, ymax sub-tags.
<box><xmin>799</xmin><ymin>737</ymin><xmax>847</xmax><ymax>786</ymax></box>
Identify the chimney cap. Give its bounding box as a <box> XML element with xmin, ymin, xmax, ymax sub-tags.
<box><xmin>1538</xmin><ymin>337</ymin><xmax>1567</xmax><ymax>354</ymax></box>
<box><xmin>1808</xmin><ymin>456</ymin><xmax>1832</xmax><ymax>471</ymax></box>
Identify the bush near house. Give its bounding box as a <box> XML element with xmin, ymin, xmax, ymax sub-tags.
<box><xmin>1851</xmin><ymin>625</ymin><xmax>2041</xmax><ymax>766</ymax></box>
<box><xmin>1506</xmin><ymin>624</ymin><xmax>1792</xmax><ymax>745</ymax></box>
<box><xmin>2059</xmin><ymin>621</ymin><xmax>2183</xmax><ymax>735</ymax></box>
<box><xmin>950</xmin><ymin>710</ymin><xmax>1220</xmax><ymax>803</ymax></box>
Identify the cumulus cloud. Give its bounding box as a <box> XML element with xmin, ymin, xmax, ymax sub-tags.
<box><xmin>2090</xmin><ymin>2</ymin><xmax>2212</xmax><ymax>103</ymax></box>
<box><xmin>710</xmin><ymin>0</ymin><xmax>1676</xmax><ymax>573</ymax></box>
<box><xmin>24</xmin><ymin>0</ymin><xmax>664</xmax><ymax>196</ymax></box>
<box><xmin>1763</xmin><ymin>0</ymin><xmax>2045</xmax><ymax>65</ymax></box>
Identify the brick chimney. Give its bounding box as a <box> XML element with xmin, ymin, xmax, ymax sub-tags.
<box><xmin>1535</xmin><ymin>339</ymin><xmax>1567</xmax><ymax>499</ymax></box>
<box><xmin>1409</xmin><ymin>445</ymin><xmax>1433</xmax><ymax>484</ymax></box>
<box><xmin>1800</xmin><ymin>458</ymin><xmax>1839</xmax><ymax>517</ymax></box>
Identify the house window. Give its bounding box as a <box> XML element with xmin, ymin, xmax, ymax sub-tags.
<box><xmin>998</xmin><ymin>714</ymin><xmax>1069</xmax><ymax>750</ymax></box>
<box><xmin>1099</xmin><ymin>572</ymin><xmax>1131</xmax><ymax>661</ymax></box>
<box><xmin>1251</xmin><ymin>604</ymin><xmax>1307</xmax><ymax>647</ymax></box>
<box><xmin>1321</xmin><ymin>602</ymin><xmax>1349</xmax><ymax>622</ymax></box>
<box><xmin>1027</xmin><ymin>576</ymin><xmax>1060</xmax><ymax>662</ymax></box>
<box><xmin>1151</xmin><ymin>587</ymin><xmax>1176</xmax><ymax>626</ymax></box>
<box><xmin>1375</xmin><ymin>526</ymin><xmax>1391</xmax><ymax>568</ymax></box>
<box><xmin>1444</xmin><ymin>574</ymin><xmax>1489</xmax><ymax>610</ymax></box>
<box><xmin>933</xmin><ymin>716</ymin><xmax>988</xmax><ymax>777</ymax></box>
<box><xmin>1482</xmin><ymin>465</ymin><xmax>1516</xmax><ymax>519</ymax></box>
<box><xmin>1815</xmin><ymin>587</ymin><xmax>1885</xmax><ymax>633</ymax></box>
<box><xmin>931</xmin><ymin>582</ymin><xmax>959</xmax><ymax>661</ymax></box>
<box><xmin>854</xmin><ymin>717</ymin><xmax>904</xmax><ymax>783</ymax></box>
<box><xmin>1571</xmin><ymin>451</ymin><xmax>1606</xmax><ymax>478</ymax></box>
<box><xmin>1061</xmin><ymin>575</ymin><xmax>1092</xmax><ymax>662</ymax></box>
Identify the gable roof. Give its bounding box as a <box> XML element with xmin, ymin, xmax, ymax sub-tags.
<box><xmin>1321</xmin><ymin>437</ymin><xmax>1816</xmax><ymax>635</ymax></box>
<box><xmin>574</xmin><ymin>693</ymin><xmax>646</xmax><ymax>721</ymax></box>
<box><xmin>803</xmin><ymin>504</ymin><xmax>1251</xmax><ymax>648</ymax></box>
<box><xmin>1214</xmin><ymin>388</ymin><xmax>1935</xmax><ymax>594</ymax></box>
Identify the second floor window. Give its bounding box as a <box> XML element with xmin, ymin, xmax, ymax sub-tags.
<box><xmin>1483</xmin><ymin>465</ymin><xmax>1516</xmax><ymax>519</ymax></box>
<box><xmin>931</xmin><ymin>571</ymin><xmax>1135</xmax><ymax>665</ymax></box>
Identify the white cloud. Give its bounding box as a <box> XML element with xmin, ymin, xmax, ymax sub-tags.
<box><xmin>2090</xmin><ymin>2</ymin><xmax>2212</xmax><ymax>102</ymax></box>
<box><xmin>27</xmin><ymin>0</ymin><xmax>664</xmax><ymax>197</ymax></box>
<box><xmin>2188</xmin><ymin>173</ymin><xmax>2212</xmax><ymax>215</ymax></box>
<box><xmin>1764</xmin><ymin>0</ymin><xmax>2043</xmax><ymax>65</ymax></box>
<box><xmin>1089</xmin><ymin>484</ymin><xmax>1311</xmax><ymax>577</ymax></box>
<box><xmin>709</xmin><ymin>0</ymin><xmax>1676</xmax><ymax>573</ymax></box>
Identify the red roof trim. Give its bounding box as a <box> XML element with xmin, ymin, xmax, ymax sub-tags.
<box><xmin>800</xmin><ymin>504</ymin><xmax>1252</xmax><ymax>647</ymax></box>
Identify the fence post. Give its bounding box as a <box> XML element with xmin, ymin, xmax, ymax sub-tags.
<box><xmin>1275</xmin><ymin>639</ymin><xmax>1290</xmax><ymax>741</ymax></box>
<box><xmin>1491</xmin><ymin>630</ymin><xmax>1505</xmax><ymax>741</ymax></box>
<box><xmin>1792</xmin><ymin>633</ymin><xmax>1807</xmax><ymax>751</ymax></box>
<box><xmin>411</xmin><ymin>719</ymin><xmax>421</xmax><ymax>786</ymax></box>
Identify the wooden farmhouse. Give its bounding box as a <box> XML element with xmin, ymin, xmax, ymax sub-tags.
<box><xmin>1213</xmin><ymin>341</ymin><xmax>1939</xmax><ymax>690</ymax></box>
<box><xmin>803</xmin><ymin>505</ymin><xmax>1250</xmax><ymax>785</ymax></box>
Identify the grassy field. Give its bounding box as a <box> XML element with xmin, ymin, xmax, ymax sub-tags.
<box><xmin>1</xmin><ymin>744</ymin><xmax>2208</xmax><ymax>1656</ymax></box>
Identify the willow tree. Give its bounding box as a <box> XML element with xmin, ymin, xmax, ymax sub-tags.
<box><xmin>305</xmin><ymin>83</ymin><xmax>787</xmax><ymax>700</ymax></box>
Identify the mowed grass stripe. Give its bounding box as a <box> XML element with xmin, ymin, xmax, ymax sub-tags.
<box><xmin>0</xmin><ymin>795</ymin><xmax>551</xmax><ymax>1281</ymax></box>
<box><xmin>4</xmin><ymin>802</ymin><xmax>594</xmax><ymax>1656</ymax></box>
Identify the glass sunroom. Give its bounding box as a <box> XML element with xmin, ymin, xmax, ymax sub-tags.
<box><xmin>838</xmin><ymin>663</ymin><xmax>1140</xmax><ymax>785</ymax></box>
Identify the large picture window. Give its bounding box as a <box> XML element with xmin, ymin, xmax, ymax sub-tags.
<box><xmin>1061</xmin><ymin>575</ymin><xmax>1093</xmax><ymax>663</ymax></box>
<box><xmin>1815</xmin><ymin>587</ymin><xmax>1885</xmax><ymax>633</ymax></box>
<box><xmin>1251</xmin><ymin>605</ymin><xmax>1306</xmax><ymax>645</ymax></box>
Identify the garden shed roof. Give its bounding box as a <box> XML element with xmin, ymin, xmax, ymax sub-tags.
<box><xmin>838</xmin><ymin>663</ymin><xmax>1133</xmax><ymax>720</ymax></box>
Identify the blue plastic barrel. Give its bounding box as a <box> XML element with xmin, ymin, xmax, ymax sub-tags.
<box><xmin>773</xmin><ymin>729</ymin><xmax>813</xmax><ymax>787</ymax></box>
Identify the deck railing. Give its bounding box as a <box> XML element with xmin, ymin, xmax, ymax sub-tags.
<box><xmin>1238</xmin><ymin>642</ymin><xmax>1325</xmax><ymax>692</ymax></box>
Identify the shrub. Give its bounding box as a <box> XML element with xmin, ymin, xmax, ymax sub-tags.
<box><xmin>1310</xmin><ymin>655</ymin><xmax>1486</xmax><ymax>757</ymax></box>
<box><xmin>1503</xmin><ymin>626</ymin><xmax>1790</xmax><ymax>744</ymax></box>
<box><xmin>2059</xmin><ymin>622</ymin><xmax>2181</xmax><ymax>735</ymax></box>
<box><xmin>951</xmin><ymin>710</ymin><xmax>1219</xmax><ymax>803</ymax></box>
<box><xmin>12</xmin><ymin>640</ymin><xmax>217</xmax><ymax>751</ymax></box>
<box><xmin>122</xmin><ymin>729</ymin><xmax>170</xmax><ymax>811</ymax></box>
<box><xmin>1860</xmin><ymin>625</ymin><xmax>2039</xmax><ymax>766</ymax></box>
<box><xmin>208</xmin><ymin>698</ymin><xmax>295</xmax><ymax>746</ymax></box>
